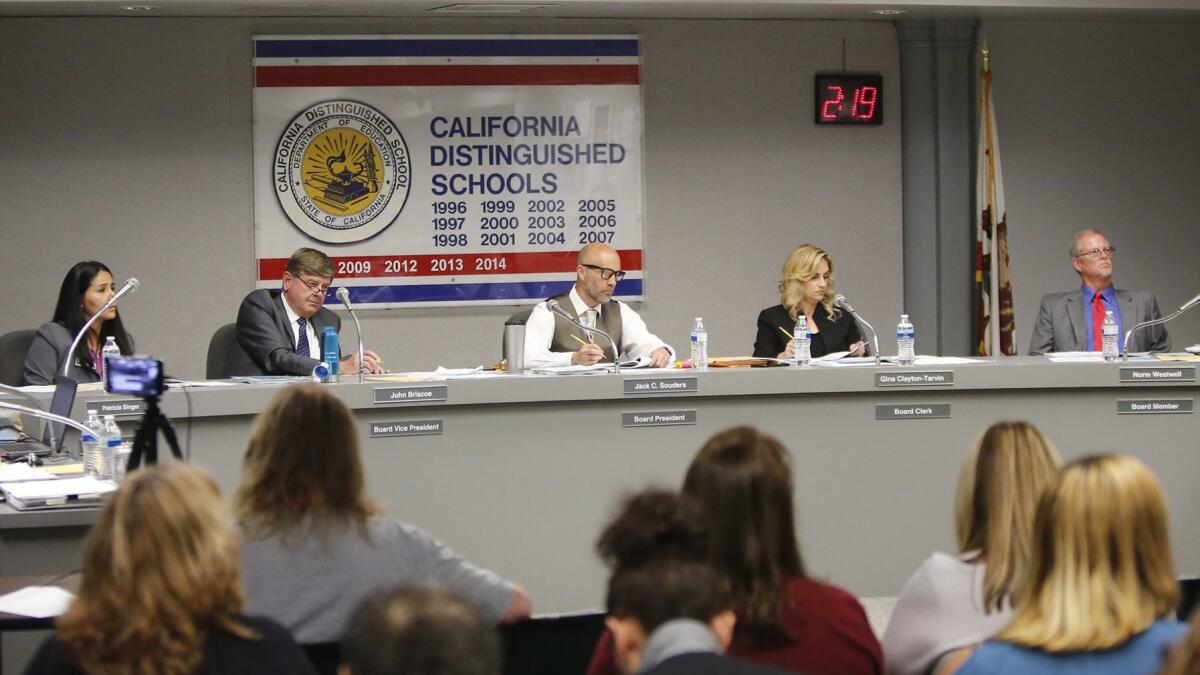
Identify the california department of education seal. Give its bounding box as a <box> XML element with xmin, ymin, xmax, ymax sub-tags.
<box><xmin>274</xmin><ymin>99</ymin><xmax>411</xmax><ymax>243</ymax></box>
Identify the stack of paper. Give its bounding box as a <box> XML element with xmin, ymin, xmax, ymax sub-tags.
<box><xmin>0</xmin><ymin>476</ymin><xmax>117</xmax><ymax>510</ymax></box>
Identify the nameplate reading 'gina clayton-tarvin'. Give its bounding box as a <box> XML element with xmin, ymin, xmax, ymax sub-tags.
<box><xmin>85</xmin><ymin>399</ymin><xmax>147</xmax><ymax>417</ymax></box>
<box><xmin>1119</xmin><ymin>367</ymin><xmax>1195</xmax><ymax>383</ymax></box>
<box><xmin>875</xmin><ymin>371</ymin><xmax>954</xmax><ymax>387</ymax></box>
<box><xmin>1116</xmin><ymin>399</ymin><xmax>1194</xmax><ymax>415</ymax></box>
<box><xmin>621</xmin><ymin>410</ymin><xmax>697</xmax><ymax>428</ymax></box>
<box><xmin>623</xmin><ymin>377</ymin><xmax>698</xmax><ymax>395</ymax></box>
<box><xmin>875</xmin><ymin>403</ymin><xmax>951</xmax><ymax>420</ymax></box>
<box><xmin>372</xmin><ymin>385</ymin><xmax>448</xmax><ymax>404</ymax></box>
<box><xmin>370</xmin><ymin>419</ymin><xmax>444</xmax><ymax>437</ymax></box>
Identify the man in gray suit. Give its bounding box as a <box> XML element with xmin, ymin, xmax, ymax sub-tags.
<box><xmin>1028</xmin><ymin>229</ymin><xmax>1168</xmax><ymax>355</ymax></box>
<box><xmin>229</xmin><ymin>247</ymin><xmax>384</xmax><ymax>376</ymax></box>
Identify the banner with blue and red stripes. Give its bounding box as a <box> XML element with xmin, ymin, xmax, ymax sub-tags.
<box><xmin>252</xmin><ymin>35</ymin><xmax>645</xmax><ymax>307</ymax></box>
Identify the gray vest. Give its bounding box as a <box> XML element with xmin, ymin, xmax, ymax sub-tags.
<box><xmin>549</xmin><ymin>289</ymin><xmax>623</xmax><ymax>362</ymax></box>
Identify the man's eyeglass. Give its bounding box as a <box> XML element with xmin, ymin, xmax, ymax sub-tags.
<box><xmin>581</xmin><ymin>264</ymin><xmax>626</xmax><ymax>281</ymax></box>
<box><xmin>292</xmin><ymin>275</ymin><xmax>330</xmax><ymax>296</ymax></box>
<box><xmin>1074</xmin><ymin>246</ymin><xmax>1117</xmax><ymax>260</ymax></box>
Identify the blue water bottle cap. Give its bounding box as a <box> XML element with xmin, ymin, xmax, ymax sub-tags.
<box><xmin>312</xmin><ymin>362</ymin><xmax>330</xmax><ymax>382</ymax></box>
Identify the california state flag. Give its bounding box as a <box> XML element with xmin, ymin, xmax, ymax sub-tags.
<box><xmin>975</xmin><ymin>63</ymin><xmax>1016</xmax><ymax>356</ymax></box>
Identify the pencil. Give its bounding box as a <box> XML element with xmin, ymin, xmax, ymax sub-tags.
<box><xmin>779</xmin><ymin>326</ymin><xmax>795</xmax><ymax>340</ymax></box>
<box><xmin>570</xmin><ymin>334</ymin><xmax>590</xmax><ymax>347</ymax></box>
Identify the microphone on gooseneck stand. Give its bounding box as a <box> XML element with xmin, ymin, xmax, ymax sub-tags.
<box><xmin>1122</xmin><ymin>289</ymin><xmax>1200</xmax><ymax>361</ymax></box>
<box><xmin>545</xmin><ymin>298</ymin><xmax>622</xmax><ymax>374</ymax></box>
<box><xmin>61</xmin><ymin>278</ymin><xmax>140</xmax><ymax>379</ymax></box>
<box><xmin>335</xmin><ymin>287</ymin><xmax>366</xmax><ymax>383</ymax></box>
<box><xmin>833</xmin><ymin>294</ymin><xmax>881</xmax><ymax>367</ymax></box>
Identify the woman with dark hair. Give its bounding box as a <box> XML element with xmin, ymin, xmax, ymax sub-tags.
<box><xmin>23</xmin><ymin>261</ymin><xmax>135</xmax><ymax>385</ymax></box>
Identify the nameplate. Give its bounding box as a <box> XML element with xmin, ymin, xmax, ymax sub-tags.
<box><xmin>875</xmin><ymin>371</ymin><xmax>954</xmax><ymax>387</ymax></box>
<box><xmin>1116</xmin><ymin>399</ymin><xmax>1194</xmax><ymax>415</ymax></box>
<box><xmin>372</xmin><ymin>386</ymin><xmax>448</xmax><ymax>404</ymax></box>
<box><xmin>370</xmin><ymin>419</ymin><xmax>444</xmax><ymax>437</ymax></box>
<box><xmin>875</xmin><ymin>403</ymin><xmax>951</xmax><ymax>420</ymax></box>
<box><xmin>85</xmin><ymin>399</ymin><xmax>147</xmax><ymax>417</ymax></box>
<box><xmin>622</xmin><ymin>410</ymin><xmax>697</xmax><ymax>428</ymax></box>
<box><xmin>1119</xmin><ymin>367</ymin><xmax>1195</xmax><ymax>383</ymax></box>
<box><xmin>623</xmin><ymin>377</ymin><xmax>698</xmax><ymax>395</ymax></box>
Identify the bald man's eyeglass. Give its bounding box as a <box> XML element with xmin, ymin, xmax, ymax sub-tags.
<box><xmin>1074</xmin><ymin>246</ymin><xmax>1116</xmax><ymax>260</ymax></box>
<box><xmin>581</xmin><ymin>264</ymin><xmax>626</xmax><ymax>281</ymax></box>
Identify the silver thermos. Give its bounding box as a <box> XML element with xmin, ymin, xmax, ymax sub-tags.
<box><xmin>503</xmin><ymin>321</ymin><xmax>526</xmax><ymax>373</ymax></box>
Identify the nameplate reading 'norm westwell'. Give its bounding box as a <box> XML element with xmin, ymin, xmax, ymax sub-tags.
<box><xmin>1116</xmin><ymin>399</ymin><xmax>1194</xmax><ymax>415</ymax></box>
<box><xmin>370</xmin><ymin>419</ymin><xmax>444</xmax><ymax>437</ymax></box>
<box><xmin>373</xmin><ymin>386</ymin><xmax>448</xmax><ymax>404</ymax></box>
<box><xmin>1119</xmin><ymin>367</ymin><xmax>1195</xmax><ymax>383</ymax></box>
<box><xmin>623</xmin><ymin>377</ymin><xmax>698</xmax><ymax>395</ymax></box>
<box><xmin>875</xmin><ymin>403</ymin><xmax>951</xmax><ymax>420</ymax></box>
<box><xmin>875</xmin><ymin>371</ymin><xmax>954</xmax><ymax>387</ymax></box>
<box><xmin>622</xmin><ymin>410</ymin><xmax>697</xmax><ymax>428</ymax></box>
<box><xmin>85</xmin><ymin>399</ymin><xmax>147</xmax><ymax>417</ymax></box>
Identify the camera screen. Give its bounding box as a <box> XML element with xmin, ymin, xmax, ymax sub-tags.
<box><xmin>106</xmin><ymin>357</ymin><xmax>163</xmax><ymax>397</ymax></box>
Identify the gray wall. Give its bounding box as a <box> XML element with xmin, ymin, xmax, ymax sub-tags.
<box><xmin>983</xmin><ymin>20</ymin><xmax>1200</xmax><ymax>353</ymax></box>
<box><xmin>0</xmin><ymin>17</ymin><xmax>903</xmax><ymax>378</ymax></box>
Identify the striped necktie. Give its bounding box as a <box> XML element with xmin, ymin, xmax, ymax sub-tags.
<box><xmin>296</xmin><ymin>317</ymin><xmax>310</xmax><ymax>357</ymax></box>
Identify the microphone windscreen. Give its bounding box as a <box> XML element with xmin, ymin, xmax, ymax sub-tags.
<box><xmin>336</xmin><ymin>287</ymin><xmax>352</xmax><ymax>304</ymax></box>
<box><xmin>125</xmin><ymin>278</ymin><xmax>140</xmax><ymax>292</ymax></box>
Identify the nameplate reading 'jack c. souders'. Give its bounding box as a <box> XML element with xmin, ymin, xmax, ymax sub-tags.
<box><xmin>1119</xmin><ymin>367</ymin><xmax>1195</xmax><ymax>383</ymax></box>
<box><xmin>370</xmin><ymin>419</ymin><xmax>444</xmax><ymax>437</ymax></box>
<box><xmin>373</xmin><ymin>386</ymin><xmax>448</xmax><ymax>404</ymax></box>
<box><xmin>1116</xmin><ymin>399</ymin><xmax>1194</xmax><ymax>415</ymax></box>
<box><xmin>621</xmin><ymin>410</ymin><xmax>697</xmax><ymax>428</ymax></box>
<box><xmin>623</xmin><ymin>377</ymin><xmax>698</xmax><ymax>395</ymax></box>
<box><xmin>85</xmin><ymin>399</ymin><xmax>147</xmax><ymax>417</ymax></box>
<box><xmin>875</xmin><ymin>403</ymin><xmax>951</xmax><ymax>420</ymax></box>
<box><xmin>875</xmin><ymin>371</ymin><xmax>954</xmax><ymax>387</ymax></box>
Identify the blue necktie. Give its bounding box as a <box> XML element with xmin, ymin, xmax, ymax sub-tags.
<box><xmin>296</xmin><ymin>317</ymin><xmax>310</xmax><ymax>357</ymax></box>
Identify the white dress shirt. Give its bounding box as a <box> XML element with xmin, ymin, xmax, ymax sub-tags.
<box><xmin>523</xmin><ymin>286</ymin><xmax>674</xmax><ymax>368</ymax></box>
<box><xmin>281</xmin><ymin>297</ymin><xmax>319</xmax><ymax>360</ymax></box>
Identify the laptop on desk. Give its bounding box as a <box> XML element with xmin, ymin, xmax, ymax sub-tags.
<box><xmin>0</xmin><ymin>377</ymin><xmax>77</xmax><ymax>461</ymax></box>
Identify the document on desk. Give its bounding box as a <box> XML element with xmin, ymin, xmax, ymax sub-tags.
<box><xmin>0</xmin><ymin>463</ymin><xmax>58</xmax><ymax>482</ymax></box>
<box><xmin>1045</xmin><ymin>352</ymin><xmax>1155</xmax><ymax>363</ymax></box>
<box><xmin>0</xmin><ymin>586</ymin><xmax>75</xmax><ymax>619</ymax></box>
<box><xmin>811</xmin><ymin>356</ymin><xmax>879</xmax><ymax>368</ymax></box>
<box><xmin>531</xmin><ymin>364</ymin><xmax>612</xmax><ymax>375</ymax></box>
<box><xmin>1</xmin><ymin>476</ymin><xmax>117</xmax><ymax>510</ymax></box>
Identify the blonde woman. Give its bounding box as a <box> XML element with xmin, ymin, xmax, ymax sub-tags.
<box><xmin>752</xmin><ymin>244</ymin><xmax>865</xmax><ymax>359</ymax></box>
<box><xmin>25</xmin><ymin>464</ymin><xmax>314</xmax><ymax>675</ymax></box>
<box><xmin>957</xmin><ymin>454</ymin><xmax>1184</xmax><ymax>675</ymax></box>
<box><xmin>882</xmin><ymin>421</ymin><xmax>1061</xmax><ymax>675</ymax></box>
<box><xmin>235</xmin><ymin>384</ymin><xmax>530</xmax><ymax>645</ymax></box>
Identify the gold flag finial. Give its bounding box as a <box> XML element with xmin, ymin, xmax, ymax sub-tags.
<box><xmin>981</xmin><ymin>35</ymin><xmax>990</xmax><ymax>72</ymax></box>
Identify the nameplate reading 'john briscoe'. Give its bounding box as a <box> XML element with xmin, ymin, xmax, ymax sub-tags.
<box><xmin>1119</xmin><ymin>367</ymin><xmax>1195</xmax><ymax>383</ymax></box>
<box><xmin>875</xmin><ymin>403</ymin><xmax>951</xmax><ymax>420</ymax></box>
<box><xmin>875</xmin><ymin>371</ymin><xmax>954</xmax><ymax>387</ymax></box>
<box><xmin>623</xmin><ymin>377</ymin><xmax>698</xmax><ymax>395</ymax></box>
<box><xmin>622</xmin><ymin>410</ymin><xmax>697</xmax><ymax>428</ymax></box>
<box><xmin>372</xmin><ymin>386</ymin><xmax>448</xmax><ymax>404</ymax></box>
<box><xmin>370</xmin><ymin>419</ymin><xmax>444</xmax><ymax>437</ymax></box>
<box><xmin>85</xmin><ymin>399</ymin><xmax>147</xmax><ymax>417</ymax></box>
<box><xmin>1117</xmin><ymin>399</ymin><xmax>1194</xmax><ymax>415</ymax></box>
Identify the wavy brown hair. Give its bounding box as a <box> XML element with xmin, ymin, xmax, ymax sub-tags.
<box><xmin>234</xmin><ymin>384</ymin><xmax>378</xmax><ymax>539</ymax></box>
<box><xmin>778</xmin><ymin>244</ymin><xmax>840</xmax><ymax>322</ymax></box>
<box><xmin>682</xmin><ymin>426</ymin><xmax>805</xmax><ymax>649</ymax></box>
<box><xmin>57</xmin><ymin>464</ymin><xmax>255</xmax><ymax>675</ymax></box>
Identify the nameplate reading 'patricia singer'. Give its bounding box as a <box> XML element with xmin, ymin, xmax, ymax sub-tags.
<box><xmin>1119</xmin><ymin>367</ymin><xmax>1195</xmax><ymax>383</ymax></box>
<box><xmin>370</xmin><ymin>419</ymin><xmax>444</xmax><ymax>437</ymax></box>
<box><xmin>874</xmin><ymin>371</ymin><xmax>954</xmax><ymax>387</ymax></box>
<box><xmin>621</xmin><ymin>410</ymin><xmax>697</xmax><ymax>428</ymax></box>
<box><xmin>623</xmin><ymin>378</ymin><xmax>698</xmax><ymax>395</ymax></box>
<box><xmin>372</xmin><ymin>386</ymin><xmax>449</xmax><ymax>404</ymax></box>
<box><xmin>875</xmin><ymin>403</ymin><xmax>951</xmax><ymax>420</ymax></box>
<box><xmin>85</xmin><ymin>399</ymin><xmax>147</xmax><ymax>417</ymax></box>
<box><xmin>1116</xmin><ymin>399</ymin><xmax>1194</xmax><ymax>415</ymax></box>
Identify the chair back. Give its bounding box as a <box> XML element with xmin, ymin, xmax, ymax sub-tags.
<box><xmin>205</xmin><ymin>323</ymin><xmax>240</xmax><ymax>379</ymax></box>
<box><xmin>501</xmin><ymin>611</ymin><xmax>607</xmax><ymax>675</ymax></box>
<box><xmin>0</xmin><ymin>329</ymin><xmax>36</xmax><ymax>386</ymax></box>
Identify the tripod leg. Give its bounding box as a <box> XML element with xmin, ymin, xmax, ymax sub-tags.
<box><xmin>158</xmin><ymin>414</ymin><xmax>184</xmax><ymax>460</ymax></box>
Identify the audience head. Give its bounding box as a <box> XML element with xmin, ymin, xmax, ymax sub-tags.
<box><xmin>598</xmin><ymin>489</ymin><xmax>733</xmax><ymax>674</ymax></box>
<box><xmin>682</xmin><ymin>425</ymin><xmax>803</xmax><ymax>648</ymax></box>
<box><xmin>778</xmin><ymin>243</ymin><xmax>839</xmax><ymax>321</ymax></box>
<box><xmin>52</xmin><ymin>260</ymin><xmax>132</xmax><ymax>364</ymax></box>
<box><xmin>999</xmin><ymin>454</ymin><xmax>1178</xmax><ymax>652</ymax></box>
<box><xmin>954</xmin><ymin>420</ymin><xmax>1062</xmax><ymax>611</ymax></box>
<box><xmin>282</xmin><ymin>247</ymin><xmax>334</xmax><ymax>318</ymax></box>
<box><xmin>340</xmin><ymin>584</ymin><xmax>501</xmax><ymax>675</ymax></box>
<box><xmin>235</xmin><ymin>384</ymin><xmax>377</xmax><ymax>536</ymax></box>
<box><xmin>57</xmin><ymin>463</ymin><xmax>254</xmax><ymax>675</ymax></box>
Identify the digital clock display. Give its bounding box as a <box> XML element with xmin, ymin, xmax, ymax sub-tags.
<box><xmin>815</xmin><ymin>74</ymin><xmax>883</xmax><ymax>125</ymax></box>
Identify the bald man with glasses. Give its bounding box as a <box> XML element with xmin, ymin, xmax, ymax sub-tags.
<box><xmin>523</xmin><ymin>243</ymin><xmax>673</xmax><ymax>368</ymax></box>
<box><xmin>1028</xmin><ymin>230</ymin><xmax>1169</xmax><ymax>355</ymax></box>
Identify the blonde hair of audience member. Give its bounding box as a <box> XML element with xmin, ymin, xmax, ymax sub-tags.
<box><xmin>235</xmin><ymin>384</ymin><xmax>379</xmax><ymax>538</ymax></box>
<box><xmin>778</xmin><ymin>243</ymin><xmax>841</xmax><ymax>322</ymax></box>
<box><xmin>57</xmin><ymin>464</ymin><xmax>256</xmax><ymax>675</ymax></box>
<box><xmin>954</xmin><ymin>421</ymin><xmax>1062</xmax><ymax>613</ymax></box>
<box><xmin>997</xmin><ymin>454</ymin><xmax>1179</xmax><ymax>652</ymax></box>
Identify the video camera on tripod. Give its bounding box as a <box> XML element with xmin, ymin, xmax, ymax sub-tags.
<box><xmin>105</xmin><ymin>357</ymin><xmax>182</xmax><ymax>470</ymax></box>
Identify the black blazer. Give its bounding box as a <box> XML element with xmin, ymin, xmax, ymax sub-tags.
<box><xmin>753</xmin><ymin>304</ymin><xmax>862</xmax><ymax>359</ymax></box>
<box><xmin>227</xmin><ymin>289</ymin><xmax>342</xmax><ymax>376</ymax></box>
<box><xmin>644</xmin><ymin>652</ymin><xmax>798</xmax><ymax>675</ymax></box>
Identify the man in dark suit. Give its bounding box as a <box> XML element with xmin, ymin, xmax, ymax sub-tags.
<box><xmin>228</xmin><ymin>247</ymin><xmax>384</xmax><ymax>376</ymax></box>
<box><xmin>1028</xmin><ymin>230</ymin><xmax>1169</xmax><ymax>355</ymax></box>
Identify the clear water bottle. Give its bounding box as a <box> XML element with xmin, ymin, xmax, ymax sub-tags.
<box><xmin>100</xmin><ymin>415</ymin><xmax>121</xmax><ymax>481</ymax></box>
<box><xmin>101</xmin><ymin>335</ymin><xmax>120</xmax><ymax>386</ymax></box>
<box><xmin>112</xmin><ymin>441</ymin><xmax>132</xmax><ymax>482</ymax></box>
<box><xmin>1102</xmin><ymin>310</ymin><xmax>1120</xmax><ymax>362</ymax></box>
<box><xmin>793</xmin><ymin>315</ymin><xmax>811</xmax><ymax>367</ymax></box>
<box><xmin>897</xmin><ymin>314</ymin><xmax>916</xmax><ymax>366</ymax></box>
<box><xmin>81</xmin><ymin>412</ymin><xmax>104</xmax><ymax>477</ymax></box>
<box><xmin>322</xmin><ymin>326</ymin><xmax>340</xmax><ymax>381</ymax></box>
<box><xmin>690</xmin><ymin>318</ymin><xmax>708</xmax><ymax>371</ymax></box>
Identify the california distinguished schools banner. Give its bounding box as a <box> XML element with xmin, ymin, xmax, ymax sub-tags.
<box><xmin>252</xmin><ymin>35</ymin><xmax>645</xmax><ymax>307</ymax></box>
